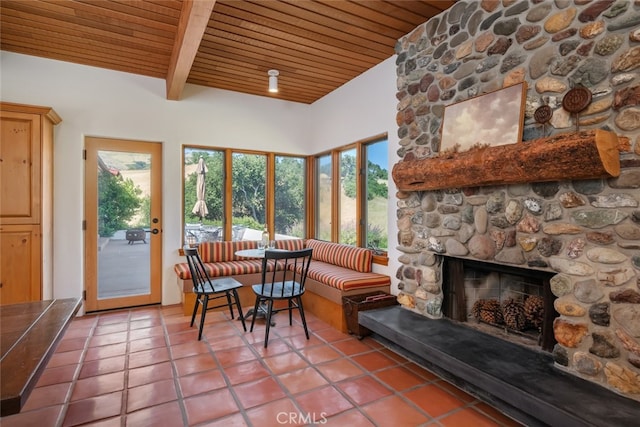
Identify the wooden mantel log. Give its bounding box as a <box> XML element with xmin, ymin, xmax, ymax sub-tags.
<box><xmin>392</xmin><ymin>130</ymin><xmax>620</xmax><ymax>192</ymax></box>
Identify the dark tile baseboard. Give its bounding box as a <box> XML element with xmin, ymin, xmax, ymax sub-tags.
<box><xmin>359</xmin><ymin>306</ymin><xmax>640</xmax><ymax>427</ymax></box>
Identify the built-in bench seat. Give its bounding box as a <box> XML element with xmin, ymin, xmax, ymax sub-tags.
<box><xmin>174</xmin><ymin>239</ymin><xmax>391</xmax><ymax>332</ymax></box>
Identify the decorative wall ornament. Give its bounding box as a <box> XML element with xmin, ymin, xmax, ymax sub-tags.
<box><xmin>440</xmin><ymin>82</ymin><xmax>527</xmax><ymax>154</ymax></box>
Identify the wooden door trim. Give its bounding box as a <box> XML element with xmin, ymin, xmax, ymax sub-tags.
<box><xmin>84</xmin><ymin>137</ymin><xmax>162</xmax><ymax>312</ymax></box>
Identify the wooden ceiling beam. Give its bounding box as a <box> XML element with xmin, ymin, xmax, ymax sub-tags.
<box><xmin>166</xmin><ymin>0</ymin><xmax>215</xmax><ymax>100</ymax></box>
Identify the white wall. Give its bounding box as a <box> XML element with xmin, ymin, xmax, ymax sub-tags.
<box><xmin>309</xmin><ymin>57</ymin><xmax>400</xmax><ymax>290</ymax></box>
<box><xmin>0</xmin><ymin>51</ymin><xmax>400</xmax><ymax>308</ymax></box>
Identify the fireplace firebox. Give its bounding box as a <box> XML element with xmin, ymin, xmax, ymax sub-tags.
<box><xmin>442</xmin><ymin>257</ymin><xmax>558</xmax><ymax>352</ymax></box>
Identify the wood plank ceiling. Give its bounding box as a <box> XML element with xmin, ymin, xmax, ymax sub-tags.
<box><xmin>0</xmin><ymin>0</ymin><xmax>454</xmax><ymax>104</ymax></box>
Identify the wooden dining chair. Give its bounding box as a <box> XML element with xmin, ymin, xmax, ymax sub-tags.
<box><xmin>184</xmin><ymin>246</ymin><xmax>246</xmax><ymax>340</ymax></box>
<box><xmin>250</xmin><ymin>248</ymin><xmax>313</xmax><ymax>347</ymax></box>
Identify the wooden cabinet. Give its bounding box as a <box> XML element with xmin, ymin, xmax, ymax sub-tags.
<box><xmin>0</xmin><ymin>103</ymin><xmax>61</xmax><ymax>305</ymax></box>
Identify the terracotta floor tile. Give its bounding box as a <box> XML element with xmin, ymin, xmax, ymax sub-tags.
<box><xmin>62</xmin><ymin>327</ymin><xmax>94</xmax><ymax>340</ymax></box>
<box><xmin>403</xmin><ymin>383</ymin><xmax>465</xmax><ymax>418</ymax></box>
<box><xmin>378</xmin><ymin>347</ymin><xmax>410</xmax><ymax>363</ymax></box>
<box><xmin>179</xmin><ymin>369</ymin><xmax>227</xmax><ymax>397</ymax></box>
<box><xmin>316</xmin><ymin>358</ymin><xmax>365</xmax><ymax>383</ymax></box>
<box><xmin>224</xmin><ymin>360</ymin><xmax>270</xmax><ymax>385</ymax></box>
<box><xmin>127</xmin><ymin>361</ymin><xmax>174</xmax><ymax>388</ymax></box>
<box><xmin>262</xmin><ymin>351</ymin><xmax>308</xmax><ymax>375</ymax></box>
<box><xmin>168</xmin><ymin>329</ymin><xmax>201</xmax><ymax>345</ymax></box>
<box><xmin>324</xmin><ymin>408</ymin><xmax>377</xmax><ymax>427</ymax></box>
<box><xmin>128</xmin><ymin>325</ymin><xmax>165</xmax><ymax>340</ymax></box>
<box><xmin>474</xmin><ymin>402</ymin><xmax>524</xmax><ymax>426</ymax></box>
<box><xmin>46</xmin><ymin>349</ymin><xmax>84</xmax><ymax>368</ymax></box>
<box><xmin>250</xmin><ymin>338</ymin><xmax>291</xmax><ymax>357</ymax></box>
<box><xmin>199</xmin><ymin>412</ymin><xmax>249</xmax><ymax>427</ymax></box>
<box><xmin>234</xmin><ymin>376</ymin><xmax>287</xmax><ymax>409</ymax></box>
<box><xmin>351</xmin><ymin>350</ymin><xmax>398</xmax><ymax>372</ymax></box>
<box><xmin>184</xmin><ymin>388</ymin><xmax>240</xmax><ymax>425</ymax></box>
<box><xmin>62</xmin><ymin>391</ymin><xmax>123</xmax><ymax>427</ymax></box>
<box><xmin>97</xmin><ymin>312</ymin><xmax>130</xmax><ymax>325</ymax></box>
<box><xmin>278</xmin><ymin>367</ymin><xmax>329</xmax><ymax>394</ymax></box>
<box><xmin>330</xmin><ymin>339</ymin><xmax>373</xmax><ymax>356</ymax></box>
<box><xmin>127</xmin><ymin>346</ymin><xmax>170</xmax><ymax>369</ymax></box>
<box><xmin>129</xmin><ymin>317</ymin><xmax>163</xmax><ymax>330</ymax></box>
<box><xmin>438</xmin><ymin>379</ymin><xmax>477</xmax><ymax>403</ymax></box>
<box><xmin>170</xmin><ymin>340</ymin><xmax>210</xmax><ymax>359</ymax></box>
<box><xmin>1</xmin><ymin>405</ymin><xmax>64</xmax><ymax>427</ymax></box>
<box><xmin>84</xmin><ymin>342</ymin><xmax>127</xmax><ymax>362</ymax></box>
<box><xmin>79</xmin><ymin>355</ymin><xmax>126</xmax><ymax>379</ymax></box>
<box><xmin>55</xmin><ymin>337</ymin><xmax>88</xmax><ymax>353</ymax></box>
<box><xmin>125</xmin><ymin>401</ymin><xmax>184</xmax><ymax>426</ymax></box>
<box><xmin>22</xmin><ymin>382</ymin><xmax>72</xmax><ymax>411</ymax></box>
<box><xmin>374</xmin><ymin>365</ymin><xmax>426</xmax><ymax>391</ymax></box>
<box><xmin>206</xmin><ymin>334</ymin><xmax>246</xmax><ymax>351</ymax></box>
<box><xmin>215</xmin><ymin>345</ymin><xmax>257</xmax><ymax>367</ymax></box>
<box><xmin>173</xmin><ymin>353</ymin><xmax>218</xmax><ymax>376</ymax></box>
<box><xmin>285</xmin><ymin>333</ymin><xmax>326</xmax><ymax>349</ymax></box>
<box><xmin>314</xmin><ymin>327</ymin><xmax>351</xmax><ymax>343</ymax></box>
<box><xmin>94</xmin><ymin>323</ymin><xmax>128</xmax><ymax>336</ymax></box>
<box><xmin>244</xmin><ymin>398</ymin><xmax>302</xmax><ymax>427</ymax></box>
<box><xmin>361</xmin><ymin>395</ymin><xmax>430</xmax><ymax>427</ymax></box>
<box><xmin>272</xmin><ymin>323</ymin><xmax>308</xmax><ymax>339</ymax></box>
<box><xmin>300</xmin><ymin>344</ymin><xmax>342</xmax><ymax>364</ymax></box>
<box><xmin>295</xmin><ymin>385</ymin><xmax>354</xmax><ymax>418</ymax></box>
<box><xmin>128</xmin><ymin>335</ymin><xmax>167</xmax><ymax>353</ymax></box>
<box><xmin>126</xmin><ymin>378</ymin><xmax>177</xmax><ymax>413</ymax></box>
<box><xmin>439</xmin><ymin>407</ymin><xmax>501</xmax><ymax>427</ymax></box>
<box><xmin>88</xmin><ymin>331</ymin><xmax>128</xmax><ymax>347</ymax></box>
<box><xmin>71</xmin><ymin>371</ymin><xmax>125</xmax><ymax>401</ymax></box>
<box><xmin>36</xmin><ymin>364</ymin><xmax>79</xmax><ymax>387</ymax></box>
<box><xmin>336</xmin><ymin>375</ymin><xmax>393</xmax><ymax>406</ymax></box>
<box><xmin>165</xmin><ymin>321</ymin><xmax>195</xmax><ymax>335</ymax></box>
<box><xmin>404</xmin><ymin>362</ymin><xmax>440</xmax><ymax>382</ymax></box>
<box><xmin>69</xmin><ymin>416</ymin><xmax>122</xmax><ymax>427</ymax></box>
<box><xmin>12</xmin><ymin>304</ymin><xmax>519</xmax><ymax>427</ymax></box>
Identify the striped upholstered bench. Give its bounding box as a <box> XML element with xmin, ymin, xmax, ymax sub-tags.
<box><xmin>174</xmin><ymin>239</ymin><xmax>391</xmax><ymax>331</ymax></box>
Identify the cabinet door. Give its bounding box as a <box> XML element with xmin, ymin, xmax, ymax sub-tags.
<box><xmin>0</xmin><ymin>111</ymin><xmax>41</xmax><ymax>224</ymax></box>
<box><xmin>0</xmin><ymin>225</ymin><xmax>41</xmax><ymax>305</ymax></box>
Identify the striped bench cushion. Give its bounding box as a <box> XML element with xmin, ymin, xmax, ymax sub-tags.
<box><xmin>174</xmin><ymin>259</ymin><xmax>281</xmax><ymax>280</ymax></box>
<box><xmin>275</xmin><ymin>239</ymin><xmax>305</xmax><ymax>251</ymax></box>
<box><xmin>198</xmin><ymin>240</ymin><xmax>258</xmax><ymax>262</ymax></box>
<box><xmin>305</xmin><ymin>239</ymin><xmax>372</xmax><ymax>273</ymax></box>
<box><xmin>301</xmin><ymin>261</ymin><xmax>390</xmax><ymax>292</ymax></box>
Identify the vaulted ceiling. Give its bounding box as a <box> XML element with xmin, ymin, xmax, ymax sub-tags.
<box><xmin>0</xmin><ymin>0</ymin><xmax>454</xmax><ymax>104</ymax></box>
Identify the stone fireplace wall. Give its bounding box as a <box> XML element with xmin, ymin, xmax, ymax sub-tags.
<box><xmin>393</xmin><ymin>1</ymin><xmax>640</xmax><ymax>400</ymax></box>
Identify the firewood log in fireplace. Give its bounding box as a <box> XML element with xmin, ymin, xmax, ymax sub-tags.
<box><xmin>392</xmin><ymin>129</ymin><xmax>620</xmax><ymax>192</ymax></box>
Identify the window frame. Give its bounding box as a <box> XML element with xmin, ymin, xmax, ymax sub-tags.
<box><xmin>181</xmin><ymin>146</ymin><xmax>307</xmax><ymax>246</ymax></box>
<box><xmin>309</xmin><ymin>133</ymin><xmax>388</xmax><ymax>263</ymax></box>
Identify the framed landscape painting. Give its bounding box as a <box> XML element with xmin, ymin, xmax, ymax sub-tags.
<box><xmin>440</xmin><ymin>82</ymin><xmax>527</xmax><ymax>153</ymax></box>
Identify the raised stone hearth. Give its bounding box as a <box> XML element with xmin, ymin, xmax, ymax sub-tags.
<box><xmin>360</xmin><ymin>306</ymin><xmax>640</xmax><ymax>426</ymax></box>
<box><xmin>392</xmin><ymin>1</ymin><xmax>640</xmax><ymax>401</ymax></box>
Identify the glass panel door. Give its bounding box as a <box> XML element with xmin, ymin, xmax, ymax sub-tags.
<box><xmin>84</xmin><ymin>137</ymin><xmax>162</xmax><ymax>312</ymax></box>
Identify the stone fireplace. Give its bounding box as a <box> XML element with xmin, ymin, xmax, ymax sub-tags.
<box><xmin>441</xmin><ymin>256</ymin><xmax>557</xmax><ymax>351</ymax></box>
<box><xmin>392</xmin><ymin>1</ymin><xmax>640</xmax><ymax>401</ymax></box>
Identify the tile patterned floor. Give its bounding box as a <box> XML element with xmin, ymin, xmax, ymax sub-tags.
<box><xmin>2</xmin><ymin>305</ymin><xmax>523</xmax><ymax>426</ymax></box>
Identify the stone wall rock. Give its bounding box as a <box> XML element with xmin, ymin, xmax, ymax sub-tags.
<box><xmin>394</xmin><ymin>0</ymin><xmax>640</xmax><ymax>401</ymax></box>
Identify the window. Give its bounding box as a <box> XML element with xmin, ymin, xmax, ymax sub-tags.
<box><xmin>312</xmin><ymin>134</ymin><xmax>388</xmax><ymax>254</ymax></box>
<box><xmin>232</xmin><ymin>152</ymin><xmax>267</xmax><ymax>240</ymax></box>
<box><xmin>363</xmin><ymin>139</ymin><xmax>388</xmax><ymax>252</ymax></box>
<box><xmin>275</xmin><ymin>155</ymin><xmax>306</xmax><ymax>238</ymax></box>
<box><xmin>315</xmin><ymin>154</ymin><xmax>332</xmax><ymax>241</ymax></box>
<box><xmin>182</xmin><ymin>147</ymin><xmax>306</xmax><ymax>245</ymax></box>
<box><xmin>183</xmin><ymin>148</ymin><xmax>225</xmax><ymax>243</ymax></box>
<box><xmin>339</xmin><ymin>147</ymin><xmax>357</xmax><ymax>245</ymax></box>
